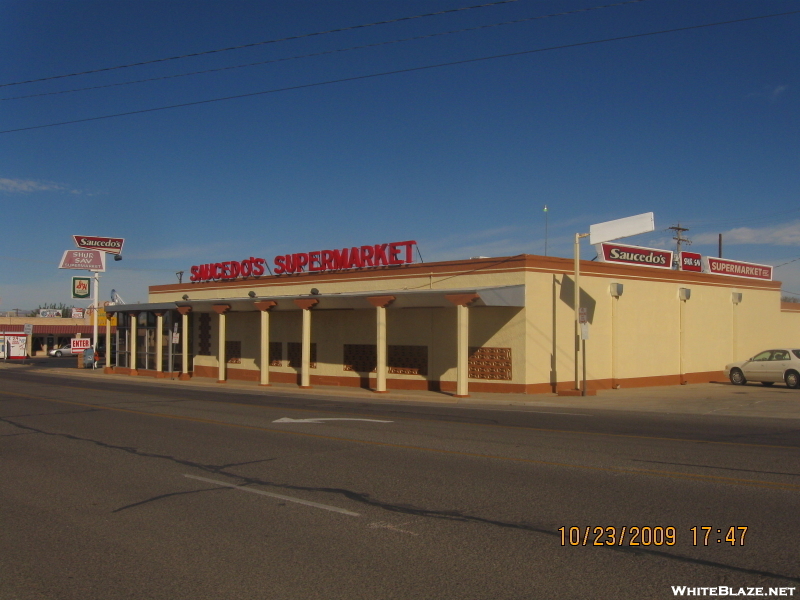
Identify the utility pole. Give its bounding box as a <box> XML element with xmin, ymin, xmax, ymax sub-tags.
<box><xmin>668</xmin><ymin>223</ymin><xmax>691</xmax><ymax>268</ymax></box>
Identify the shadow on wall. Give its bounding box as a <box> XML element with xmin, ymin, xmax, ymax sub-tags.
<box><xmin>559</xmin><ymin>275</ymin><xmax>597</xmax><ymax>323</ymax></box>
<box><xmin>550</xmin><ymin>275</ymin><xmax>597</xmax><ymax>388</ymax></box>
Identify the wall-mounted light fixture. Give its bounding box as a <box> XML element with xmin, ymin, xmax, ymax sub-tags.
<box><xmin>678</xmin><ymin>288</ymin><xmax>691</xmax><ymax>301</ymax></box>
<box><xmin>182</xmin><ymin>294</ymin><xmax>189</xmax><ymax>301</ymax></box>
<box><xmin>248</xmin><ymin>291</ymin><xmax>256</xmax><ymax>298</ymax></box>
<box><xmin>732</xmin><ymin>292</ymin><xmax>742</xmax><ymax>305</ymax></box>
<box><xmin>310</xmin><ymin>288</ymin><xmax>320</xmax><ymax>295</ymax></box>
<box><xmin>609</xmin><ymin>283</ymin><xmax>624</xmax><ymax>298</ymax></box>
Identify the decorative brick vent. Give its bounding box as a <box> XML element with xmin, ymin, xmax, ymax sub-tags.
<box><xmin>288</xmin><ymin>342</ymin><xmax>317</xmax><ymax>368</ymax></box>
<box><xmin>198</xmin><ymin>313</ymin><xmax>211</xmax><ymax>355</ymax></box>
<box><xmin>269</xmin><ymin>342</ymin><xmax>282</xmax><ymax>367</ymax></box>
<box><xmin>388</xmin><ymin>345</ymin><xmax>428</xmax><ymax>376</ymax></box>
<box><xmin>225</xmin><ymin>341</ymin><xmax>241</xmax><ymax>364</ymax></box>
<box><xmin>468</xmin><ymin>347</ymin><xmax>512</xmax><ymax>380</ymax></box>
<box><xmin>343</xmin><ymin>344</ymin><xmax>377</xmax><ymax>372</ymax></box>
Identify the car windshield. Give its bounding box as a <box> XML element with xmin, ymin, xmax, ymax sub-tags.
<box><xmin>793</xmin><ymin>350</ymin><xmax>800</xmax><ymax>360</ymax></box>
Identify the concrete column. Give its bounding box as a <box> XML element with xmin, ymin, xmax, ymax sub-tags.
<box><xmin>104</xmin><ymin>310</ymin><xmax>113</xmax><ymax>373</ymax></box>
<box><xmin>129</xmin><ymin>311</ymin><xmax>140</xmax><ymax>375</ymax></box>
<box><xmin>177</xmin><ymin>306</ymin><xmax>192</xmax><ymax>380</ymax></box>
<box><xmin>213</xmin><ymin>305</ymin><xmax>231</xmax><ymax>383</ymax></box>
<box><xmin>255</xmin><ymin>301</ymin><xmax>277</xmax><ymax>386</ymax></box>
<box><xmin>293</xmin><ymin>299</ymin><xmax>318</xmax><ymax>389</ymax></box>
<box><xmin>445</xmin><ymin>294</ymin><xmax>479</xmax><ymax>398</ymax></box>
<box><xmin>154</xmin><ymin>311</ymin><xmax>165</xmax><ymax>374</ymax></box>
<box><xmin>367</xmin><ymin>296</ymin><xmax>396</xmax><ymax>393</ymax></box>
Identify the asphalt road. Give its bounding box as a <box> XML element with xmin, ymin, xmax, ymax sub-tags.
<box><xmin>2</xmin><ymin>368</ymin><xmax>799</xmax><ymax>599</ymax></box>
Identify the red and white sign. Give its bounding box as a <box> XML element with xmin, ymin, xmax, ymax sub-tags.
<box><xmin>73</xmin><ymin>235</ymin><xmax>124</xmax><ymax>255</ymax></box>
<box><xmin>189</xmin><ymin>240</ymin><xmax>418</xmax><ymax>282</ymax></box>
<box><xmin>679</xmin><ymin>251</ymin><xmax>703</xmax><ymax>272</ymax></box>
<box><xmin>59</xmin><ymin>250</ymin><xmax>106</xmax><ymax>272</ymax></box>
<box><xmin>71</xmin><ymin>338</ymin><xmax>92</xmax><ymax>353</ymax></box>
<box><xmin>705</xmin><ymin>257</ymin><xmax>772</xmax><ymax>280</ymax></box>
<box><xmin>597</xmin><ymin>243</ymin><xmax>673</xmax><ymax>269</ymax></box>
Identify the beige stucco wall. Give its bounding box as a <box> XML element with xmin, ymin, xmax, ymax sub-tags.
<box><xmin>148</xmin><ymin>255</ymin><xmax>793</xmax><ymax>392</ymax></box>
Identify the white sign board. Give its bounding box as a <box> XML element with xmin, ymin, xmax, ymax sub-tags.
<box><xmin>580</xmin><ymin>322</ymin><xmax>589</xmax><ymax>340</ymax></box>
<box><xmin>71</xmin><ymin>338</ymin><xmax>92</xmax><ymax>353</ymax></box>
<box><xmin>23</xmin><ymin>323</ymin><xmax>33</xmax><ymax>335</ymax></box>
<box><xmin>589</xmin><ymin>212</ymin><xmax>655</xmax><ymax>246</ymax></box>
<box><xmin>59</xmin><ymin>250</ymin><xmax>106</xmax><ymax>272</ymax></box>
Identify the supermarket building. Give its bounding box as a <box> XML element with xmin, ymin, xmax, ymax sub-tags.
<box><xmin>103</xmin><ymin>241</ymin><xmax>800</xmax><ymax>396</ymax></box>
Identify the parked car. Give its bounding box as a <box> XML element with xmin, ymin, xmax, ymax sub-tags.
<box><xmin>725</xmin><ymin>349</ymin><xmax>800</xmax><ymax>389</ymax></box>
<box><xmin>48</xmin><ymin>344</ymin><xmax>80</xmax><ymax>357</ymax></box>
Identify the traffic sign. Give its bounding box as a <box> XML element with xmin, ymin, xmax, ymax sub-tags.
<box><xmin>71</xmin><ymin>338</ymin><xmax>92</xmax><ymax>353</ymax></box>
<box><xmin>579</xmin><ymin>307</ymin><xmax>587</xmax><ymax>324</ymax></box>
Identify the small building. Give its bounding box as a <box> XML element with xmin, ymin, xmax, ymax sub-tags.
<box><xmin>102</xmin><ymin>249</ymin><xmax>800</xmax><ymax>396</ymax></box>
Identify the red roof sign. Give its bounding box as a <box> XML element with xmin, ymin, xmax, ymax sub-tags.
<box><xmin>597</xmin><ymin>243</ymin><xmax>673</xmax><ymax>269</ymax></box>
<box><xmin>705</xmin><ymin>257</ymin><xmax>772</xmax><ymax>280</ymax></box>
<box><xmin>73</xmin><ymin>235</ymin><xmax>124</xmax><ymax>255</ymax></box>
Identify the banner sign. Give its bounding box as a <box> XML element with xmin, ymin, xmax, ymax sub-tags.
<box><xmin>705</xmin><ymin>257</ymin><xmax>773</xmax><ymax>280</ymax></box>
<box><xmin>189</xmin><ymin>240</ymin><xmax>418</xmax><ymax>282</ymax></box>
<box><xmin>597</xmin><ymin>243</ymin><xmax>673</xmax><ymax>269</ymax></box>
<box><xmin>59</xmin><ymin>250</ymin><xmax>106</xmax><ymax>272</ymax></box>
<box><xmin>73</xmin><ymin>235</ymin><xmax>124</xmax><ymax>255</ymax></box>
<box><xmin>39</xmin><ymin>309</ymin><xmax>62</xmax><ymax>318</ymax></box>
<box><xmin>679</xmin><ymin>251</ymin><xmax>703</xmax><ymax>272</ymax></box>
<box><xmin>72</xmin><ymin>277</ymin><xmax>91</xmax><ymax>298</ymax></box>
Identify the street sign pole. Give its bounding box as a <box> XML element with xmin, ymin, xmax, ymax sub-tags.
<box><xmin>574</xmin><ymin>213</ymin><xmax>655</xmax><ymax>393</ymax></box>
<box><xmin>93</xmin><ymin>271</ymin><xmax>100</xmax><ymax>351</ymax></box>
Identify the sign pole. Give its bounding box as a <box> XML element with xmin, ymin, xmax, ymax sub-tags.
<box><xmin>92</xmin><ymin>271</ymin><xmax>100</xmax><ymax>351</ymax></box>
<box><xmin>573</xmin><ymin>232</ymin><xmax>589</xmax><ymax>390</ymax></box>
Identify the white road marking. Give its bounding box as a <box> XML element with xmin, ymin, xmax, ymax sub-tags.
<box><xmin>272</xmin><ymin>417</ymin><xmax>393</xmax><ymax>424</ymax></box>
<box><xmin>368</xmin><ymin>521</ymin><xmax>418</xmax><ymax>536</ymax></box>
<box><xmin>183</xmin><ymin>474</ymin><xmax>360</xmax><ymax>517</ymax></box>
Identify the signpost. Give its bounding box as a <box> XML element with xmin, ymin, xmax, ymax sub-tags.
<box><xmin>60</xmin><ymin>236</ymin><xmax>124</xmax><ymax>355</ymax></box>
<box><xmin>573</xmin><ymin>213</ymin><xmax>655</xmax><ymax>395</ymax></box>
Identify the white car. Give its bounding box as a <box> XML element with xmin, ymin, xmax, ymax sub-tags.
<box><xmin>725</xmin><ymin>349</ymin><xmax>800</xmax><ymax>389</ymax></box>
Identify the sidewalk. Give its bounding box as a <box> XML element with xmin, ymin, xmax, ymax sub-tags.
<box><xmin>2</xmin><ymin>360</ymin><xmax>800</xmax><ymax>419</ymax></box>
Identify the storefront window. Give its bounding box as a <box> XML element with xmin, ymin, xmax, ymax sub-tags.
<box><xmin>114</xmin><ymin>310</ymin><xmax>187</xmax><ymax>372</ymax></box>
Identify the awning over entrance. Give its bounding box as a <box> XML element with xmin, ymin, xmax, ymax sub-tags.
<box><xmin>105</xmin><ymin>285</ymin><xmax>525</xmax><ymax>313</ymax></box>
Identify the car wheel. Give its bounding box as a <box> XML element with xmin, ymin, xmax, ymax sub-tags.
<box><xmin>785</xmin><ymin>370</ymin><xmax>800</xmax><ymax>389</ymax></box>
<box><xmin>760</xmin><ymin>381</ymin><xmax>774</xmax><ymax>387</ymax></box>
<box><xmin>729</xmin><ymin>368</ymin><xmax>746</xmax><ymax>385</ymax></box>
<box><xmin>55</xmin><ymin>351</ymin><xmax>62</xmax><ymax>357</ymax></box>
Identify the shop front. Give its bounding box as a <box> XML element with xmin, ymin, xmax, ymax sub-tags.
<box><xmin>103</xmin><ymin>244</ymin><xmax>800</xmax><ymax>396</ymax></box>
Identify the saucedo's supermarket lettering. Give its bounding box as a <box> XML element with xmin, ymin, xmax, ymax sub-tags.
<box><xmin>189</xmin><ymin>240</ymin><xmax>417</xmax><ymax>282</ymax></box>
<box><xmin>190</xmin><ymin>257</ymin><xmax>267</xmax><ymax>282</ymax></box>
<box><xmin>608</xmin><ymin>247</ymin><xmax>668</xmax><ymax>265</ymax></box>
<box><xmin>599</xmin><ymin>243</ymin><xmax>673</xmax><ymax>269</ymax></box>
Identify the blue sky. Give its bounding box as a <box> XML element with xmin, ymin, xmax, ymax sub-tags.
<box><xmin>1</xmin><ymin>0</ymin><xmax>798</xmax><ymax>311</ymax></box>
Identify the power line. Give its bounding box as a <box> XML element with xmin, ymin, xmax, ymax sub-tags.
<box><xmin>2</xmin><ymin>9</ymin><xmax>798</xmax><ymax>135</ymax></box>
<box><xmin>0</xmin><ymin>0</ymin><xmax>525</xmax><ymax>89</ymax></box>
<box><xmin>0</xmin><ymin>0</ymin><xmax>650</xmax><ymax>102</ymax></box>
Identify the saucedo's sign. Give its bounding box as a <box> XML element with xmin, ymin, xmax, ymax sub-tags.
<box><xmin>190</xmin><ymin>240</ymin><xmax>417</xmax><ymax>283</ymax></box>
<box><xmin>597</xmin><ymin>243</ymin><xmax>673</xmax><ymax>269</ymax></box>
